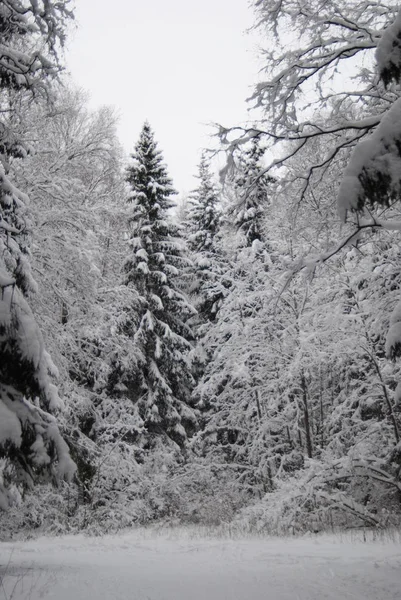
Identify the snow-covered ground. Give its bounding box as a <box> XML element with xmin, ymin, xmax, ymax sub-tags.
<box><xmin>1</xmin><ymin>529</ymin><xmax>401</xmax><ymax>599</ymax></box>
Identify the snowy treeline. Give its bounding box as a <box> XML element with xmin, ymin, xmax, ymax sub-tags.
<box><xmin>2</xmin><ymin>0</ymin><xmax>401</xmax><ymax>537</ymax></box>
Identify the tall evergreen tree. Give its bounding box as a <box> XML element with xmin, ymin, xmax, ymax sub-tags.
<box><xmin>187</xmin><ymin>154</ymin><xmax>226</xmax><ymax>324</ymax></box>
<box><xmin>123</xmin><ymin>122</ymin><xmax>197</xmax><ymax>448</ymax></box>
<box><xmin>231</xmin><ymin>138</ymin><xmax>273</xmax><ymax>248</ymax></box>
<box><xmin>188</xmin><ymin>153</ymin><xmax>220</xmax><ymax>253</ymax></box>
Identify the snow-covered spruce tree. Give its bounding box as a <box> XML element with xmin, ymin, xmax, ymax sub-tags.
<box><xmin>187</xmin><ymin>153</ymin><xmax>227</xmax><ymax>326</ymax></box>
<box><xmin>0</xmin><ymin>1</ymin><xmax>75</xmax><ymax>508</ymax></box>
<box><xmin>123</xmin><ymin>122</ymin><xmax>197</xmax><ymax>448</ymax></box>
<box><xmin>188</xmin><ymin>153</ymin><xmax>220</xmax><ymax>254</ymax></box>
<box><xmin>230</xmin><ymin>138</ymin><xmax>273</xmax><ymax>248</ymax></box>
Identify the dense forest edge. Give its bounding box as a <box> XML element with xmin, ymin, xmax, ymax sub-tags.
<box><xmin>2</xmin><ymin>0</ymin><xmax>401</xmax><ymax>539</ymax></box>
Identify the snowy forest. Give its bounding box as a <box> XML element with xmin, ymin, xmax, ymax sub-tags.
<box><xmin>3</xmin><ymin>0</ymin><xmax>401</xmax><ymax>541</ymax></box>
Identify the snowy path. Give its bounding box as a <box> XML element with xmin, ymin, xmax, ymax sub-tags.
<box><xmin>1</xmin><ymin>530</ymin><xmax>401</xmax><ymax>599</ymax></box>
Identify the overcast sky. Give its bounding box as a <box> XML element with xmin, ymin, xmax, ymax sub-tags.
<box><xmin>65</xmin><ymin>0</ymin><xmax>260</xmax><ymax>195</ymax></box>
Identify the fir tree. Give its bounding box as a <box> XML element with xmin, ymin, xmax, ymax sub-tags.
<box><xmin>123</xmin><ymin>122</ymin><xmax>197</xmax><ymax>448</ymax></box>
<box><xmin>231</xmin><ymin>138</ymin><xmax>273</xmax><ymax>248</ymax></box>
<box><xmin>188</xmin><ymin>153</ymin><xmax>220</xmax><ymax>253</ymax></box>
<box><xmin>187</xmin><ymin>154</ymin><xmax>226</xmax><ymax>324</ymax></box>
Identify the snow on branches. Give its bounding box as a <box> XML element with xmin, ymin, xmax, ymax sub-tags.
<box><xmin>338</xmin><ymin>97</ymin><xmax>401</xmax><ymax>220</ymax></box>
<box><xmin>123</xmin><ymin>122</ymin><xmax>197</xmax><ymax>448</ymax></box>
<box><xmin>376</xmin><ymin>8</ymin><xmax>401</xmax><ymax>86</ymax></box>
<box><xmin>0</xmin><ymin>0</ymin><xmax>73</xmax><ymax>92</ymax></box>
<box><xmin>338</xmin><ymin>7</ymin><xmax>401</xmax><ymax>221</ymax></box>
<box><xmin>0</xmin><ymin>1</ymin><xmax>75</xmax><ymax>507</ymax></box>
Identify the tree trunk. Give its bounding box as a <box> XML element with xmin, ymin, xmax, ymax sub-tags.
<box><xmin>301</xmin><ymin>372</ymin><xmax>313</xmax><ymax>458</ymax></box>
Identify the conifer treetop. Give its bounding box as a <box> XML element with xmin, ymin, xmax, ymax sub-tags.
<box><xmin>126</xmin><ymin>121</ymin><xmax>177</xmax><ymax>212</ymax></box>
<box><xmin>231</xmin><ymin>138</ymin><xmax>271</xmax><ymax>248</ymax></box>
<box><xmin>188</xmin><ymin>152</ymin><xmax>220</xmax><ymax>254</ymax></box>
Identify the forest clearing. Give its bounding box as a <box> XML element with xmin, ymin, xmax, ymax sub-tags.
<box><xmin>2</xmin><ymin>529</ymin><xmax>401</xmax><ymax>600</ymax></box>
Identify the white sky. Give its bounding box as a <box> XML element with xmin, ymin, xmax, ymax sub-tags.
<box><xmin>65</xmin><ymin>0</ymin><xmax>260</xmax><ymax>195</ymax></box>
